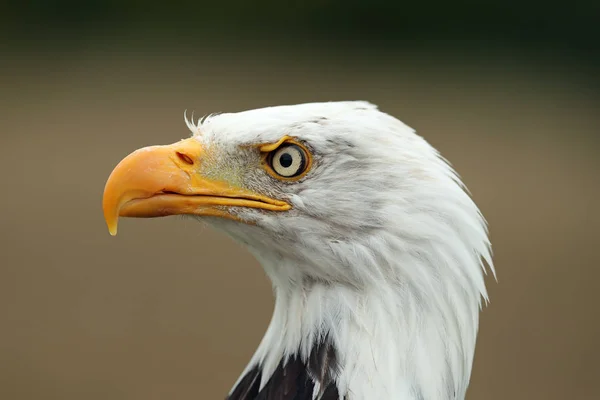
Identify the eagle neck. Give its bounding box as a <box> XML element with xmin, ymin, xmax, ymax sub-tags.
<box><xmin>232</xmin><ymin>267</ymin><xmax>473</xmax><ymax>400</ymax></box>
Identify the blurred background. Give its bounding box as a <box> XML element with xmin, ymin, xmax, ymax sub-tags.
<box><xmin>1</xmin><ymin>1</ymin><xmax>599</xmax><ymax>399</ymax></box>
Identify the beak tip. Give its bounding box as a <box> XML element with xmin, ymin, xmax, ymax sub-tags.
<box><xmin>105</xmin><ymin>217</ymin><xmax>119</xmax><ymax>236</ymax></box>
<box><xmin>103</xmin><ymin>192</ymin><xmax>120</xmax><ymax>236</ymax></box>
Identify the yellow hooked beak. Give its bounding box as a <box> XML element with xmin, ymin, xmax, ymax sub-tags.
<box><xmin>102</xmin><ymin>138</ymin><xmax>291</xmax><ymax>236</ymax></box>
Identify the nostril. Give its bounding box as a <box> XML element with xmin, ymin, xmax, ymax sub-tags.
<box><xmin>176</xmin><ymin>152</ymin><xmax>194</xmax><ymax>165</ymax></box>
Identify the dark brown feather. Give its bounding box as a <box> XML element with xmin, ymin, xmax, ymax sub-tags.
<box><xmin>308</xmin><ymin>337</ymin><xmax>338</xmax><ymax>394</ymax></box>
<box><xmin>227</xmin><ymin>366</ymin><xmax>261</xmax><ymax>400</ymax></box>
<box><xmin>256</xmin><ymin>356</ymin><xmax>314</xmax><ymax>399</ymax></box>
<box><xmin>227</xmin><ymin>336</ymin><xmax>340</xmax><ymax>399</ymax></box>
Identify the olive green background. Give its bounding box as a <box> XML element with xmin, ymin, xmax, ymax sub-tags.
<box><xmin>1</xmin><ymin>1</ymin><xmax>599</xmax><ymax>399</ymax></box>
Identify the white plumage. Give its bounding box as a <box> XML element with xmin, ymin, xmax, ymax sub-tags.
<box><xmin>104</xmin><ymin>101</ymin><xmax>494</xmax><ymax>400</ymax></box>
<box><xmin>188</xmin><ymin>102</ymin><xmax>494</xmax><ymax>399</ymax></box>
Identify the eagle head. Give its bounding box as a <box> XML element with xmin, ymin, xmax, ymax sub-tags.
<box><xmin>103</xmin><ymin>101</ymin><xmax>493</xmax><ymax>400</ymax></box>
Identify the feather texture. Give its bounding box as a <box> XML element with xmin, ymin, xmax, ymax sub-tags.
<box><xmin>184</xmin><ymin>101</ymin><xmax>494</xmax><ymax>399</ymax></box>
<box><xmin>228</xmin><ymin>336</ymin><xmax>340</xmax><ymax>400</ymax></box>
<box><xmin>228</xmin><ymin>366</ymin><xmax>261</xmax><ymax>400</ymax></box>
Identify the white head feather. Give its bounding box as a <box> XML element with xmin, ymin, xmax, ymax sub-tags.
<box><xmin>187</xmin><ymin>101</ymin><xmax>494</xmax><ymax>400</ymax></box>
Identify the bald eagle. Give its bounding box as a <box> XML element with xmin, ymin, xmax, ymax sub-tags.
<box><xmin>103</xmin><ymin>101</ymin><xmax>494</xmax><ymax>400</ymax></box>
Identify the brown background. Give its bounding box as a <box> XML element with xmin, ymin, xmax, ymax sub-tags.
<box><xmin>1</xmin><ymin>15</ymin><xmax>599</xmax><ymax>400</ymax></box>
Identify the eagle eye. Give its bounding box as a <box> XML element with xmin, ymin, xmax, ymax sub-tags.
<box><xmin>262</xmin><ymin>139</ymin><xmax>312</xmax><ymax>181</ymax></box>
<box><xmin>270</xmin><ymin>144</ymin><xmax>306</xmax><ymax>177</ymax></box>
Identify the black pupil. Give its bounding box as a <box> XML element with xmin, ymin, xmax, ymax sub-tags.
<box><xmin>280</xmin><ymin>152</ymin><xmax>293</xmax><ymax>168</ymax></box>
